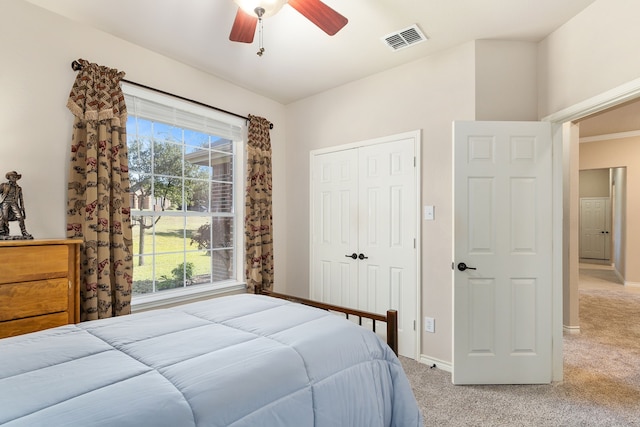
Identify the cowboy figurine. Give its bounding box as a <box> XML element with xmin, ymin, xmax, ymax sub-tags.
<box><xmin>0</xmin><ymin>171</ymin><xmax>32</xmax><ymax>238</ymax></box>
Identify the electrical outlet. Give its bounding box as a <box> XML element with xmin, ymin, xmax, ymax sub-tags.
<box><xmin>424</xmin><ymin>316</ymin><xmax>435</xmax><ymax>333</ymax></box>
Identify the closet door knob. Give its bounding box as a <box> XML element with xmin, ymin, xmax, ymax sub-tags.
<box><xmin>358</xmin><ymin>253</ymin><xmax>368</xmax><ymax>260</ymax></box>
<box><xmin>345</xmin><ymin>253</ymin><xmax>358</xmax><ymax>260</ymax></box>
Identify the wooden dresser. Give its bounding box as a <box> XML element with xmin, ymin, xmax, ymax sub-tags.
<box><xmin>0</xmin><ymin>238</ymin><xmax>82</xmax><ymax>339</ymax></box>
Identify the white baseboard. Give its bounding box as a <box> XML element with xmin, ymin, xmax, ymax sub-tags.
<box><xmin>419</xmin><ymin>355</ymin><xmax>452</xmax><ymax>373</ymax></box>
<box><xmin>625</xmin><ymin>281</ymin><xmax>640</xmax><ymax>288</ymax></box>
<box><xmin>613</xmin><ymin>266</ymin><xmax>624</xmax><ymax>284</ymax></box>
<box><xmin>563</xmin><ymin>325</ymin><xmax>580</xmax><ymax>334</ymax></box>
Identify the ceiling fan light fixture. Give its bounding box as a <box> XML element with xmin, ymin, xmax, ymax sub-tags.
<box><xmin>233</xmin><ymin>0</ymin><xmax>288</xmax><ymax>18</ymax></box>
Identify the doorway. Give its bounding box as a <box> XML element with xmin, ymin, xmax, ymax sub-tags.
<box><xmin>546</xmin><ymin>80</ymin><xmax>640</xmax><ymax>381</ymax></box>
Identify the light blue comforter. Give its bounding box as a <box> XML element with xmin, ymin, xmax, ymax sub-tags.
<box><xmin>0</xmin><ymin>294</ymin><xmax>422</xmax><ymax>426</ymax></box>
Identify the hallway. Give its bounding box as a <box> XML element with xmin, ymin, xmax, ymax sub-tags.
<box><xmin>562</xmin><ymin>261</ymin><xmax>640</xmax><ymax>417</ymax></box>
<box><xmin>578</xmin><ymin>261</ymin><xmax>640</xmax><ymax>293</ymax></box>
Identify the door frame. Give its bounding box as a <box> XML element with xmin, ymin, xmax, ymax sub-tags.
<box><xmin>309</xmin><ymin>130</ymin><xmax>422</xmax><ymax>360</ymax></box>
<box><xmin>544</xmin><ymin>76</ymin><xmax>640</xmax><ymax>381</ymax></box>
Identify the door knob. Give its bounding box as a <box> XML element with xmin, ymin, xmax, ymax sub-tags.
<box><xmin>345</xmin><ymin>253</ymin><xmax>357</xmax><ymax>260</ymax></box>
<box><xmin>457</xmin><ymin>262</ymin><xmax>477</xmax><ymax>271</ymax></box>
<box><xmin>358</xmin><ymin>253</ymin><xmax>368</xmax><ymax>260</ymax></box>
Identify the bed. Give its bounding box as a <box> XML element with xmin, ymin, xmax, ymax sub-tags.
<box><xmin>0</xmin><ymin>292</ymin><xmax>422</xmax><ymax>426</ymax></box>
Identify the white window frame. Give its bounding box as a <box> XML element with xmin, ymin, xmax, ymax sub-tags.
<box><xmin>122</xmin><ymin>83</ymin><xmax>246</xmax><ymax>311</ymax></box>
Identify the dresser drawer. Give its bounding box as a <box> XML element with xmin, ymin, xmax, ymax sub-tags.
<box><xmin>0</xmin><ymin>245</ymin><xmax>69</xmax><ymax>285</ymax></box>
<box><xmin>0</xmin><ymin>312</ymin><xmax>69</xmax><ymax>339</ymax></box>
<box><xmin>0</xmin><ymin>278</ymin><xmax>69</xmax><ymax>321</ymax></box>
<box><xmin>0</xmin><ymin>238</ymin><xmax>81</xmax><ymax>336</ymax></box>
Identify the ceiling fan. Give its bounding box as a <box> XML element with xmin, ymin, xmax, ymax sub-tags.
<box><xmin>229</xmin><ymin>0</ymin><xmax>348</xmax><ymax>45</ymax></box>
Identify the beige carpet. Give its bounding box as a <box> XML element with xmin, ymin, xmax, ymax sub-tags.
<box><xmin>401</xmin><ymin>264</ymin><xmax>640</xmax><ymax>426</ymax></box>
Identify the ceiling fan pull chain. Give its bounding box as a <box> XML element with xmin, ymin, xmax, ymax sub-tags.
<box><xmin>255</xmin><ymin>7</ymin><xmax>265</xmax><ymax>57</ymax></box>
<box><xmin>257</xmin><ymin>19</ymin><xmax>264</xmax><ymax>56</ymax></box>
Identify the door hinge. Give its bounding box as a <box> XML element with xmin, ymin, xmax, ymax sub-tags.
<box><xmin>414</xmin><ymin>238</ymin><xmax>416</xmax><ymax>249</ymax></box>
<box><xmin>413</xmin><ymin>156</ymin><xmax>416</xmax><ymax>167</ymax></box>
<box><xmin>413</xmin><ymin>320</ymin><xmax>416</xmax><ymax>331</ymax></box>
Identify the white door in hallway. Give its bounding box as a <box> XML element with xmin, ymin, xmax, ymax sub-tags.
<box><xmin>453</xmin><ymin>121</ymin><xmax>553</xmax><ymax>384</ymax></box>
<box><xmin>311</xmin><ymin>132</ymin><xmax>419</xmax><ymax>358</ymax></box>
<box><xmin>579</xmin><ymin>198</ymin><xmax>610</xmax><ymax>260</ymax></box>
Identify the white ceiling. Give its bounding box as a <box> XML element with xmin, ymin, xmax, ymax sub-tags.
<box><xmin>26</xmin><ymin>0</ymin><xmax>597</xmax><ymax>105</ymax></box>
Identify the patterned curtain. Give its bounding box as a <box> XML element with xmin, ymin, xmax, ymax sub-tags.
<box><xmin>67</xmin><ymin>59</ymin><xmax>133</xmax><ymax>320</ymax></box>
<box><xmin>245</xmin><ymin>115</ymin><xmax>274</xmax><ymax>292</ymax></box>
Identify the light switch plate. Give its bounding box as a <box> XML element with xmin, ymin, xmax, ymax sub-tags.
<box><xmin>424</xmin><ymin>205</ymin><xmax>435</xmax><ymax>221</ymax></box>
<box><xmin>424</xmin><ymin>316</ymin><xmax>435</xmax><ymax>333</ymax></box>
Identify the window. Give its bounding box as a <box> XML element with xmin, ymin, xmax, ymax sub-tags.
<box><xmin>123</xmin><ymin>83</ymin><xmax>246</xmax><ymax>308</ymax></box>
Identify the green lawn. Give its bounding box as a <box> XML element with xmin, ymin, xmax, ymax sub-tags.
<box><xmin>131</xmin><ymin>215</ymin><xmax>213</xmax><ymax>294</ymax></box>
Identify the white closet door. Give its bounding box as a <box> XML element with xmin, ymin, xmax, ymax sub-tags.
<box><xmin>310</xmin><ymin>149</ymin><xmax>359</xmax><ymax>306</ymax></box>
<box><xmin>357</xmin><ymin>139</ymin><xmax>417</xmax><ymax>357</ymax></box>
<box><xmin>311</xmin><ymin>133</ymin><xmax>418</xmax><ymax>358</ymax></box>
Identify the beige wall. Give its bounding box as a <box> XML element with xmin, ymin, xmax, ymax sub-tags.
<box><xmin>1</xmin><ymin>0</ymin><xmax>288</xmax><ymax>282</ymax></box>
<box><xmin>612</xmin><ymin>167</ymin><xmax>627</xmax><ymax>277</ymax></box>
<box><xmin>538</xmin><ymin>0</ymin><xmax>640</xmax><ymax>117</ymax></box>
<box><xmin>579</xmin><ymin>169</ymin><xmax>610</xmax><ymax>198</ymax></box>
<box><xmin>475</xmin><ymin>40</ymin><xmax>538</xmax><ymax>121</ymax></box>
<box><xmin>563</xmin><ymin>123</ymin><xmax>580</xmax><ymax>329</ymax></box>
<box><xmin>580</xmin><ymin>137</ymin><xmax>640</xmax><ymax>285</ymax></box>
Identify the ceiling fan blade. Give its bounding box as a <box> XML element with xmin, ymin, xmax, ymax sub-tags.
<box><xmin>229</xmin><ymin>8</ymin><xmax>258</xmax><ymax>43</ymax></box>
<box><xmin>288</xmin><ymin>0</ymin><xmax>348</xmax><ymax>36</ymax></box>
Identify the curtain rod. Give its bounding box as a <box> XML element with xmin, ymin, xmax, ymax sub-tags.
<box><xmin>70</xmin><ymin>60</ymin><xmax>273</xmax><ymax>129</ymax></box>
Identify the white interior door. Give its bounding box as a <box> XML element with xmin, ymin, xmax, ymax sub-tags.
<box><xmin>453</xmin><ymin>121</ymin><xmax>553</xmax><ymax>384</ymax></box>
<box><xmin>311</xmin><ymin>133</ymin><xmax>419</xmax><ymax>358</ymax></box>
<box><xmin>579</xmin><ymin>198</ymin><xmax>610</xmax><ymax>260</ymax></box>
<box><xmin>357</xmin><ymin>139</ymin><xmax>417</xmax><ymax>357</ymax></box>
<box><xmin>311</xmin><ymin>149</ymin><xmax>359</xmax><ymax>306</ymax></box>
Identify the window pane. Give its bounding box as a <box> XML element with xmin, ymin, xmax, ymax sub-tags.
<box><xmin>184</xmin><ymin>130</ymin><xmax>210</xmax><ymax>149</ymax></box>
<box><xmin>187</xmin><ymin>180</ymin><xmax>210</xmax><ymax>213</ymax></box>
<box><xmin>186</xmin><ymin>251</ymin><xmax>211</xmax><ymax>285</ymax></box>
<box><xmin>185</xmin><ymin>147</ymin><xmax>212</xmax><ymax>179</ymax></box>
<box><xmin>155</xmin><ymin>253</ymin><xmax>187</xmax><ymax>291</ymax></box>
<box><xmin>153</xmin><ymin>176</ymin><xmax>183</xmax><ymax>211</ymax></box>
<box><xmin>211</xmin><ymin>217</ymin><xmax>234</xmax><ymax>249</ymax></box>
<box><xmin>129</xmin><ymin>117</ymin><xmax>152</xmax><ymax>138</ymax></box>
<box><xmin>211</xmin><ymin>249</ymin><xmax>234</xmax><ymax>282</ymax></box>
<box><xmin>211</xmin><ymin>182</ymin><xmax>233</xmax><ymax>213</ymax></box>
<box><xmin>153</xmin><ymin>140</ymin><xmax>183</xmax><ymax>178</ymax></box>
<box><xmin>153</xmin><ymin>121</ymin><xmax>182</xmax><ymax>142</ymax></box>
<box><xmin>131</xmin><ymin>214</ymin><xmax>155</xmax><ymax>255</ymax></box>
<box><xmin>132</xmin><ymin>255</ymin><xmax>153</xmax><ymax>295</ymax></box>
<box><xmin>211</xmin><ymin>137</ymin><xmax>233</xmax><ymax>153</ymax></box>
<box><xmin>186</xmin><ymin>216</ymin><xmax>210</xmax><ymax>249</ymax></box>
<box><xmin>212</xmin><ymin>152</ymin><xmax>233</xmax><ymax>182</ymax></box>
<box><xmin>155</xmin><ymin>216</ymin><xmax>186</xmax><ymax>253</ymax></box>
<box><xmin>128</xmin><ymin>138</ymin><xmax>152</xmax><ymax>175</ymax></box>
<box><xmin>187</xmin><ymin>217</ymin><xmax>234</xmax><ymax>252</ymax></box>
